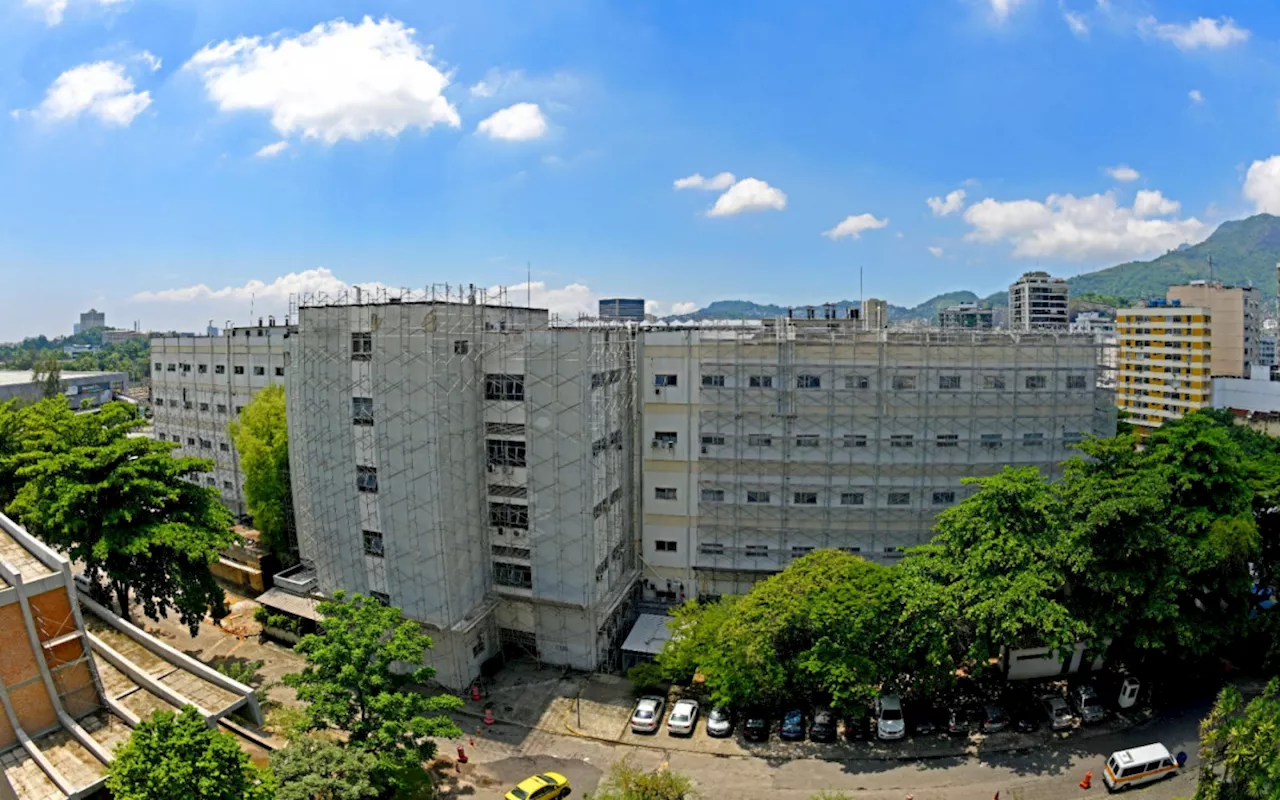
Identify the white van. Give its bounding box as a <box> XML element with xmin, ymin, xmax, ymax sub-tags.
<box><xmin>1103</xmin><ymin>743</ymin><xmax>1178</xmax><ymax>792</ymax></box>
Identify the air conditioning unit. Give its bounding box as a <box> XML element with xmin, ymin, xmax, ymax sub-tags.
<box><xmin>654</xmin><ymin>388</ymin><xmax>661</xmax><ymax>396</ymax></box>
<box><xmin>651</xmin><ymin>439</ymin><xmax>661</xmax><ymax>448</ymax></box>
<box><xmin>665</xmin><ymin>441</ymin><xmax>675</xmax><ymax>450</ymax></box>
<box><xmin>701</xmin><ymin>446</ymin><xmax>708</xmax><ymax>454</ymax></box>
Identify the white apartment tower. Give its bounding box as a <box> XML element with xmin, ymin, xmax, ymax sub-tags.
<box><xmin>149</xmin><ymin>321</ymin><xmax>291</xmax><ymax>517</ymax></box>
<box><xmin>286</xmin><ymin>291</ymin><xmax>639</xmax><ymax>689</ymax></box>
<box><xmin>638</xmin><ymin>320</ymin><xmax>1115</xmax><ymax>602</ymax></box>
<box><xmin>1009</xmin><ymin>271</ymin><xmax>1069</xmax><ymax>330</ymax></box>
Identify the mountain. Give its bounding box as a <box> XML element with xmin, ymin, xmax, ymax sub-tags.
<box><xmin>666</xmin><ymin>299</ymin><xmax>910</xmax><ymax>322</ymax></box>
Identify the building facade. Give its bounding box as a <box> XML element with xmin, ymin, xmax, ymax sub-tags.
<box><xmin>599</xmin><ymin>298</ymin><xmax>646</xmax><ymax>322</ymax></box>
<box><xmin>286</xmin><ymin>294</ymin><xmax>639</xmax><ymax>689</ymax></box>
<box><xmin>862</xmin><ymin>298</ymin><xmax>889</xmax><ymax>330</ymax></box>
<box><xmin>1069</xmin><ymin>312</ymin><xmax>1116</xmax><ymax>335</ymax></box>
<box><xmin>638</xmin><ymin>322</ymin><xmax>1115</xmax><ymax>601</ymax></box>
<box><xmin>1166</xmin><ymin>281</ymin><xmax>1261</xmax><ymax>378</ymax></box>
<box><xmin>149</xmin><ymin>322</ymin><xmax>291</xmax><ymax>518</ymax></box>
<box><xmin>73</xmin><ymin>309</ymin><xmax>105</xmax><ymax>335</ymax></box>
<box><xmin>1260</xmin><ymin>334</ymin><xmax>1276</xmax><ymax>367</ymax></box>
<box><xmin>0</xmin><ymin>370</ymin><xmax>126</xmax><ymax>408</ymax></box>
<box><xmin>101</xmin><ymin>330</ymin><xmax>148</xmax><ymax>346</ymax></box>
<box><xmin>1116</xmin><ymin>302</ymin><xmax>1212</xmax><ymax>430</ymax></box>
<box><xmin>938</xmin><ymin>303</ymin><xmax>994</xmax><ymax>330</ymax></box>
<box><xmin>1008</xmin><ymin>272</ymin><xmax>1069</xmax><ymax>331</ymax></box>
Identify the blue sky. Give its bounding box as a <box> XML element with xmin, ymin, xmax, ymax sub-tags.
<box><xmin>2</xmin><ymin>0</ymin><xmax>1279</xmax><ymax>339</ymax></box>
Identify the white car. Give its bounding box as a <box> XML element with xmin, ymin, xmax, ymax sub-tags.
<box><xmin>667</xmin><ymin>699</ymin><xmax>700</xmax><ymax>736</ymax></box>
<box><xmin>876</xmin><ymin>694</ymin><xmax>906</xmax><ymax>741</ymax></box>
<box><xmin>631</xmin><ymin>696</ymin><xmax>665</xmax><ymax>733</ymax></box>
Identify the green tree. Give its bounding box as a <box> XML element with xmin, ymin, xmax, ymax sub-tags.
<box><xmin>271</xmin><ymin>736</ymin><xmax>381</xmax><ymax>800</ymax></box>
<box><xmin>6</xmin><ymin>398</ymin><xmax>237</xmax><ymax>632</ymax></box>
<box><xmin>282</xmin><ymin>592</ymin><xmax>463</xmax><ymax>791</ymax></box>
<box><xmin>105</xmin><ymin>705</ymin><xmax>274</xmax><ymax>800</ymax></box>
<box><xmin>1194</xmin><ymin>679</ymin><xmax>1280</xmax><ymax>800</ymax></box>
<box><xmin>654</xmin><ymin>597</ymin><xmax>735</xmax><ymax>683</ymax></box>
<box><xmin>30</xmin><ymin>353</ymin><xmax>62</xmax><ymax>399</ymax></box>
<box><xmin>229</xmin><ymin>385</ymin><xmax>295</xmax><ymax>563</ymax></box>
<box><xmin>587</xmin><ymin>757</ymin><xmax>696</xmax><ymax>800</ymax></box>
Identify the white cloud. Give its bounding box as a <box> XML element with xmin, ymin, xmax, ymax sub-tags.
<box><xmin>670</xmin><ymin>301</ymin><xmax>698</xmax><ymax>315</ymax></box>
<box><xmin>928</xmin><ymin>246</ymin><xmax>945</xmax><ymax>258</ymax></box>
<box><xmin>673</xmin><ymin>172</ymin><xmax>737</xmax><ymax>191</ymax></box>
<box><xmin>895</xmin><ymin>232</ymin><xmax>905</xmax><ymax>239</ymax></box>
<box><xmin>962</xmin><ymin>189</ymin><xmax>1207</xmax><ymax>260</ymax></box>
<box><xmin>1139</xmin><ymin>16</ymin><xmax>1250</xmax><ymax>50</ymax></box>
<box><xmin>1064</xmin><ymin>11</ymin><xmax>1089</xmax><ymax>37</ymax></box>
<box><xmin>137</xmin><ymin>50</ymin><xmax>162</xmax><ymax>72</ymax></box>
<box><xmin>989</xmin><ymin>0</ymin><xmax>1026</xmax><ymax>22</ymax></box>
<box><xmin>1105</xmin><ymin>165</ymin><xmax>1140</xmax><ymax>182</ymax></box>
<box><xmin>927</xmin><ymin>189</ymin><xmax>967</xmax><ymax>216</ymax></box>
<box><xmin>1189</xmin><ymin>89</ymin><xmax>1204</xmax><ymax>103</ymax></box>
<box><xmin>255</xmin><ymin>141</ymin><xmax>289</xmax><ymax>158</ymax></box>
<box><xmin>645</xmin><ymin>300</ymin><xmax>699</xmax><ymax>317</ymax></box>
<box><xmin>1244</xmin><ymin>156</ymin><xmax>1280</xmax><ymax>214</ymax></box>
<box><xmin>185</xmin><ymin>16</ymin><xmax>460</xmax><ymax>144</ymax></box>
<box><xmin>469</xmin><ymin>80</ymin><xmax>496</xmax><ymax>98</ymax></box>
<box><xmin>28</xmin><ymin>61</ymin><xmax>151</xmax><ymax>126</ymax></box>
<box><xmin>706</xmin><ymin>178</ymin><xmax>787</xmax><ymax>217</ymax></box>
<box><xmin>476</xmin><ymin>102</ymin><xmax>548</xmax><ymax>141</ymax></box>
<box><xmin>25</xmin><ymin>0</ymin><xmax>67</xmax><ymax>25</ymax></box>
<box><xmin>823</xmin><ymin>213</ymin><xmax>889</xmax><ymax>240</ymax></box>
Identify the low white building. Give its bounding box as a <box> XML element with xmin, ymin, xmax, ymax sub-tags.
<box><xmin>1213</xmin><ymin>364</ymin><xmax>1280</xmax><ymax>435</ymax></box>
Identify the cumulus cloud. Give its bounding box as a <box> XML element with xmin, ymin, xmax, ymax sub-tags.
<box><xmin>989</xmin><ymin>0</ymin><xmax>1025</xmax><ymax>22</ymax></box>
<box><xmin>823</xmin><ymin>213</ymin><xmax>889</xmax><ymax>240</ymax></box>
<box><xmin>23</xmin><ymin>0</ymin><xmax>124</xmax><ymax>25</ymax></box>
<box><xmin>255</xmin><ymin>141</ymin><xmax>289</xmax><ymax>158</ymax></box>
<box><xmin>476</xmin><ymin>102</ymin><xmax>548</xmax><ymax>141</ymax></box>
<box><xmin>962</xmin><ymin>189</ymin><xmax>1207</xmax><ymax>260</ymax></box>
<box><xmin>673</xmin><ymin>172</ymin><xmax>737</xmax><ymax>191</ymax></box>
<box><xmin>1139</xmin><ymin>16</ymin><xmax>1250</xmax><ymax>50</ymax></box>
<box><xmin>928</xmin><ymin>246</ymin><xmax>944</xmax><ymax>258</ymax></box>
<box><xmin>1244</xmin><ymin>156</ymin><xmax>1280</xmax><ymax>214</ymax></box>
<box><xmin>184</xmin><ymin>16</ymin><xmax>460</xmax><ymax>144</ymax></box>
<box><xmin>1063</xmin><ymin>11</ymin><xmax>1089</xmax><ymax>37</ymax></box>
<box><xmin>27</xmin><ymin>61</ymin><xmax>151</xmax><ymax>126</ymax></box>
<box><xmin>137</xmin><ymin>50</ymin><xmax>162</xmax><ymax>72</ymax></box>
<box><xmin>706</xmin><ymin>178</ymin><xmax>787</xmax><ymax>217</ymax></box>
<box><xmin>927</xmin><ymin>189</ymin><xmax>967</xmax><ymax>216</ymax></box>
<box><xmin>1189</xmin><ymin>89</ymin><xmax>1204</xmax><ymax>103</ymax></box>
<box><xmin>1105</xmin><ymin>165</ymin><xmax>1140</xmax><ymax>182</ymax></box>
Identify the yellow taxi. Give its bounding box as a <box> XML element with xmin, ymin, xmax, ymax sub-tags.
<box><xmin>504</xmin><ymin>771</ymin><xmax>571</xmax><ymax>800</ymax></box>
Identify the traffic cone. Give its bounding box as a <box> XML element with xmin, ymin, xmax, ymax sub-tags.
<box><xmin>484</xmin><ymin>707</ymin><xmax>495</xmax><ymax>725</ymax></box>
<box><xmin>1079</xmin><ymin>771</ymin><xmax>1092</xmax><ymax>790</ymax></box>
<box><xmin>456</xmin><ymin>745</ymin><xmax>468</xmax><ymax>764</ymax></box>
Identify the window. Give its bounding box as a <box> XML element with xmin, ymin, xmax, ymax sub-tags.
<box><xmin>653</xmin><ymin>431</ymin><xmax>678</xmax><ymax>447</ymax></box>
<box><xmin>1064</xmin><ymin>431</ymin><xmax>1084</xmax><ymax>445</ymax></box>
<box><xmin>253</xmin><ymin>366</ymin><xmax>265</xmax><ymax>376</ymax></box>
<box><xmin>890</xmin><ymin>434</ymin><xmax>914</xmax><ymax>448</ymax></box>
<box><xmin>791</xmin><ymin>546</ymin><xmax>815</xmax><ymax>557</ymax></box>
<box><xmin>892</xmin><ymin>375</ymin><xmax>916</xmax><ymax>390</ymax></box>
<box><xmin>489</xmin><ymin>484</ymin><xmax>528</xmax><ymax>499</ymax></box>
<box><xmin>1067</xmin><ymin>375</ymin><xmax>1087</xmax><ymax>389</ymax></box>
<box><xmin>655</xmin><ymin>487</ymin><xmax>678</xmax><ymax>500</ymax></box>
<box><xmin>746</xmin><ymin>490</ymin><xmax>771</xmax><ymax>504</ymax></box>
<box><xmin>199</xmin><ymin>439</ymin><xmax>212</xmax><ymax>449</ymax></box>
<box><xmin>843</xmin><ymin>434</ymin><xmax>867</xmax><ymax>448</ymax></box>
<box><xmin>206</xmin><ymin>477</ymin><xmax>216</xmax><ymax>486</ymax></box>
<box><xmin>701</xmin><ymin>374</ymin><xmax>725</xmax><ymax>387</ymax></box>
<box><xmin>795</xmin><ymin>435</ymin><xmax>820</xmax><ymax>448</ymax></box>
<box><xmin>745</xmin><ymin>545</ymin><xmax>769</xmax><ymax>557</ymax></box>
<box><xmin>840</xmin><ymin>546</ymin><xmax>862</xmax><ymax>553</ymax></box>
<box><xmin>351</xmin><ymin>332</ymin><xmax>373</xmax><ymax>360</ymax></box>
<box><xmin>932</xmin><ymin>491</ymin><xmax>956</xmax><ymax>505</ymax></box>
<box><xmin>154</xmin><ymin>398</ymin><xmax>164</xmax><ymax>406</ymax></box>
<box><xmin>363</xmin><ymin>530</ymin><xmax>384</xmax><ymax>557</ymax></box>
<box><xmin>747</xmin><ymin>434</ymin><xmax>772</xmax><ymax>447</ymax></box>
<box><xmin>187</xmin><ymin>437</ymin><xmax>196</xmax><ymax>445</ymax></box>
<box><xmin>654</xmin><ymin>374</ymin><xmax>678</xmax><ymax>387</ymax></box>
<box><xmin>370</xmin><ymin>592</ymin><xmax>390</xmax><ymax>606</ymax></box>
<box><xmin>183</xmin><ymin>401</ymin><xmax>193</xmax><ymax>410</ymax></box>
<box><xmin>234</xmin><ymin>366</ymin><xmax>245</xmax><ymax>375</ymax></box>
<box><xmin>166</xmin><ymin>363</ymin><xmax>176</xmax><ymax>372</ymax></box>
<box><xmin>487</xmin><ymin>422</ymin><xmax>525</xmax><ymax>436</ymax></box>
<box><xmin>493</xmin><ymin>562</ymin><xmax>532</xmax><ymax>589</ymax></box>
<box><xmin>1025</xmin><ymin>375</ymin><xmax>1047</xmax><ymax>390</ymax></box>
<box><xmin>353</xmin><ymin>397</ymin><xmax>374</xmax><ymax>425</ymax></box>
<box><xmin>840</xmin><ymin>492</ymin><xmax>865</xmax><ymax>506</ymax></box>
<box><xmin>222</xmin><ymin>481</ymin><xmax>233</xmax><ymax>490</ymax></box>
<box><xmin>699</xmin><ymin>543</ymin><xmax>725</xmax><ymax>555</ymax></box>
<box><xmin>700</xmin><ymin>434</ymin><xmax>725</xmax><ymax>446</ymax></box>
<box><xmin>181</xmin><ymin>363</ymin><xmax>191</xmax><ymax>373</ymax></box>
<box><xmin>888</xmin><ymin>492</ymin><xmax>911</xmax><ymax>506</ymax></box>
<box><xmin>235</xmin><ymin>405</ymin><xmax>244</xmax><ymax>415</ymax></box>
<box><xmin>749</xmin><ymin>375</ymin><xmax>773</xmax><ymax>388</ymax></box>
<box><xmin>1022</xmin><ymin>432</ymin><xmax>1044</xmax><ymax>447</ymax></box>
<box><xmin>275</xmin><ymin>367</ymin><xmax>285</xmax><ymax>377</ymax></box>
<box><xmin>939</xmin><ymin>375</ymin><xmax>961</xmax><ymax>390</ymax></box>
<box><xmin>486</xmin><ymin>439</ymin><xmax>527</xmax><ymax>468</ymax></box>
<box><xmin>356</xmin><ymin>465</ymin><xmax>378</xmax><ymax>493</ymax></box>
<box><xmin>485</xmin><ymin>374</ymin><xmax>525</xmax><ymax>401</ymax></box>
<box><xmin>491</xmin><ymin>544</ymin><xmax>530</xmax><ymax>559</ymax></box>
<box><xmin>219</xmin><ymin>442</ymin><xmax>230</xmax><ymax>452</ymax></box>
<box><xmin>199</xmin><ymin>402</ymin><xmax>210</xmax><ymax>412</ymax></box>
<box><xmin>454</xmin><ymin>340</ymin><xmax>469</xmax><ymax>355</ymax></box>
<box><xmin>793</xmin><ymin>491</ymin><xmax>818</xmax><ymax>505</ymax></box>
<box><xmin>655</xmin><ymin>540</ymin><xmax>678</xmax><ymax>552</ymax></box>
<box><xmin>171</xmin><ymin>435</ymin><xmax>181</xmax><ymax>443</ymax></box>
<box><xmin>980</xmin><ymin>434</ymin><xmax>1004</xmax><ymax>450</ymax></box>
<box><xmin>198</xmin><ymin>364</ymin><xmax>207</xmax><ymax>374</ymax></box>
<box><xmin>797</xmin><ymin>374</ymin><xmax>821</xmax><ymax>389</ymax></box>
<box><xmin>215</xmin><ymin>365</ymin><xmax>226</xmax><ymax>375</ymax></box>
<box><xmin>489</xmin><ymin>502</ymin><xmax>529</xmax><ymax>529</ymax></box>
<box><xmin>700</xmin><ymin>489</ymin><xmax>725</xmax><ymax>503</ymax></box>
<box><xmin>846</xmin><ymin>375</ymin><xmax>870</xmax><ymax>390</ymax></box>
<box><xmin>936</xmin><ymin>434</ymin><xmax>959</xmax><ymax>448</ymax></box>
<box><xmin>153</xmin><ymin>362</ymin><xmax>161</xmax><ymax>372</ymax></box>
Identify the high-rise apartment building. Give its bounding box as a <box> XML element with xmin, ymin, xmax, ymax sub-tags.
<box><xmin>1008</xmin><ymin>272</ymin><xmax>1069</xmax><ymax>330</ymax></box>
<box><xmin>149</xmin><ymin>321</ymin><xmax>291</xmax><ymax>518</ymax></box>
<box><xmin>1115</xmin><ymin>301</ymin><xmax>1212</xmax><ymax>430</ymax></box>
<box><xmin>938</xmin><ymin>303</ymin><xmax>993</xmax><ymax>330</ymax></box>
<box><xmin>286</xmin><ymin>291</ymin><xmax>638</xmax><ymax>689</ymax></box>
<box><xmin>862</xmin><ymin>298</ymin><xmax>889</xmax><ymax>329</ymax></box>
<box><xmin>638</xmin><ymin>320</ymin><xmax>1114</xmax><ymax>601</ymax></box>
<box><xmin>73</xmin><ymin>309</ymin><xmax>105</xmax><ymax>335</ymax></box>
<box><xmin>1166</xmin><ymin>281</ymin><xmax>1260</xmax><ymax>378</ymax></box>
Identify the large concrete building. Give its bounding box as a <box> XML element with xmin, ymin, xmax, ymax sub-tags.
<box><xmin>0</xmin><ymin>370</ymin><xmax>126</xmax><ymax>409</ymax></box>
<box><xmin>638</xmin><ymin>319</ymin><xmax>1115</xmax><ymax>601</ymax></box>
<box><xmin>72</xmin><ymin>310</ymin><xmax>104</xmax><ymax>336</ymax></box>
<box><xmin>1166</xmin><ymin>280</ymin><xmax>1261</xmax><ymax>378</ymax></box>
<box><xmin>938</xmin><ymin>303</ymin><xmax>993</xmax><ymax>330</ymax></box>
<box><xmin>1008</xmin><ymin>271</ymin><xmax>1069</xmax><ymax>331</ymax></box>
<box><xmin>149</xmin><ymin>321</ymin><xmax>291</xmax><ymax>518</ymax></box>
<box><xmin>285</xmin><ymin>291</ymin><xmax>639</xmax><ymax>689</ymax></box>
<box><xmin>1116</xmin><ymin>301</ymin><xmax>1213</xmax><ymax>430</ymax></box>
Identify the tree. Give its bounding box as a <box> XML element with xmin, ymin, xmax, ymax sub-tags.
<box><xmin>30</xmin><ymin>353</ymin><xmax>62</xmax><ymax>399</ymax></box>
<box><xmin>271</xmin><ymin>736</ymin><xmax>380</xmax><ymax>800</ymax></box>
<box><xmin>229</xmin><ymin>385</ymin><xmax>295</xmax><ymax>563</ymax></box>
<box><xmin>654</xmin><ymin>597</ymin><xmax>735</xmax><ymax>683</ymax></box>
<box><xmin>105</xmin><ymin>705</ymin><xmax>274</xmax><ymax>800</ymax></box>
<box><xmin>282</xmin><ymin>592</ymin><xmax>463</xmax><ymax>790</ymax></box>
<box><xmin>587</xmin><ymin>757</ymin><xmax>696</xmax><ymax>800</ymax></box>
<box><xmin>6</xmin><ymin>398</ymin><xmax>237</xmax><ymax>632</ymax></box>
<box><xmin>1194</xmin><ymin>679</ymin><xmax>1280</xmax><ymax>800</ymax></box>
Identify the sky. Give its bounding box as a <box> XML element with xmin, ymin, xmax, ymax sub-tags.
<box><xmin>3</xmin><ymin>0</ymin><xmax>1280</xmax><ymax>340</ymax></box>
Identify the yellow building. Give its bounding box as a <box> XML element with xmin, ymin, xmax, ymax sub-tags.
<box><xmin>1116</xmin><ymin>302</ymin><xmax>1212</xmax><ymax>430</ymax></box>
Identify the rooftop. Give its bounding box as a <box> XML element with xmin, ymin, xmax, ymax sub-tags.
<box><xmin>0</xmin><ymin>370</ymin><xmax>124</xmax><ymax>387</ymax></box>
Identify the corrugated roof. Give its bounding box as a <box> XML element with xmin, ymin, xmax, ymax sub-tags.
<box><xmin>257</xmin><ymin>588</ymin><xmax>322</xmax><ymax>621</ymax></box>
<box><xmin>620</xmin><ymin>613</ymin><xmax>672</xmax><ymax>656</ymax></box>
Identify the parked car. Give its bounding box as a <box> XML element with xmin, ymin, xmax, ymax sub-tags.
<box><xmin>809</xmin><ymin>709</ymin><xmax>838</xmax><ymax>742</ymax></box>
<box><xmin>630</xmin><ymin>696</ymin><xmax>665</xmax><ymax>734</ymax></box>
<box><xmin>705</xmin><ymin>706</ymin><xmax>734</xmax><ymax>738</ymax></box>
<box><xmin>743</xmin><ymin>711</ymin><xmax>770</xmax><ymax>742</ymax></box>
<box><xmin>780</xmin><ymin>709</ymin><xmax>806</xmax><ymax>741</ymax></box>
<box><xmin>1011</xmin><ymin>698</ymin><xmax>1040</xmax><ymax>732</ymax></box>
<box><xmin>1071</xmin><ymin>684</ymin><xmax>1106</xmax><ymax>725</ymax></box>
<box><xmin>667</xmin><ymin>699</ymin><xmax>699</xmax><ymax>736</ymax></box>
<box><xmin>844</xmin><ymin>712</ymin><xmax>871</xmax><ymax>741</ymax></box>
<box><xmin>945</xmin><ymin>706</ymin><xmax>970</xmax><ymax>736</ymax></box>
<box><xmin>875</xmin><ymin>695</ymin><xmax>906</xmax><ymax>741</ymax></box>
<box><xmin>981</xmin><ymin>703</ymin><xmax>1010</xmax><ymax>733</ymax></box>
<box><xmin>1041</xmin><ymin>694</ymin><xmax>1075</xmax><ymax>731</ymax></box>
<box><xmin>505</xmin><ymin>772</ymin><xmax>570</xmax><ymax>800</ymax></box>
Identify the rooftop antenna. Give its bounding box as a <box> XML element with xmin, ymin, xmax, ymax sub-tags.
<box><xmin>1208</xmin><ymin>255</ymin><xmax>1215</xmax><ymax>284</ymax></box>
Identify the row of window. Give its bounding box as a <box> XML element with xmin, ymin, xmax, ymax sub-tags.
<box><xmin>656</xmin><ymin>373</ymin><xmax>1088</xmax><ymax>391</ymax></box>
<box><xmin>681</xmin><ymin>488</ymin><xmax>956</xmax><ymax>506</ymax></box>
<box><xmin>694</xmin><ymin>542</ymin><xmax>905</xmax><ymax>557</ymax></box>
<box><xmin>351</xmin><ymin>332</ymin><xmax>473</xmax><ymax>360</ymax></box>
<box><xmin>156</xmin><ymin>362</ymin><xmax>284</xmax><ymax>377</ymax></box>
<box><xmin>190</xmin><ymin>475</ymin><xmax>235</xmax><ymax>491</ymax></box>
<box><xmin>154</xmin><ymin>398</ymin><xmax>243</xmax><ymax>415</ymax></box>
<box><xmin>670</xmin><ymin>431</ymin><xmax>1085</xmax><ymax>449</ymax></box>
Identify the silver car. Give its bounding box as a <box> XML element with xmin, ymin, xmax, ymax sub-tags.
<box><xmin>1041</xmin><ymin>695</ymin><xmax>1075</xmax><ymax>731</ymax></box>
<box><xmin>876</xmin><ymin>694</ymin><xmax>906</xmax><ymax>741</ymax></box>
<box><xmin>630</xmin><ymin>696</ymin><xmax>665</xmax><ymax>733</ymax></box>
<box><xmin>1071</xmin><ymin>685</ymin><xmax>1105</xmax><ymax>724</ymax></box>
<box><xmin>667</xmin><ymin>699</ymin><xmax>699</xmax><ymax>736</ymax></box>
<box><xmin>705</xmin><ymin>706</ymin><xmax>734</xmax><ymax>737</ymax></box>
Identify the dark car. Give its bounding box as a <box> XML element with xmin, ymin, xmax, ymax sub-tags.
<box><xmin>844</xmin><ymin>712</ymin><xmax>871</xmax><ymax>741</ymax></box>
<box><xmin>809</xmin><ymin>709</ymin><xmax>837</xmax><ymax>742</ymax></box>
<box><xmin>1011</xmin><ymin>698</ymin><xmax>1040</xmax><ymax>732</ymax></box>
<box><xmin>743</xmin><ymin>712</ymin><xmax>770</xmax><ymax>742</ymax></box>
<box><xmin>913</xmin><ymin>708</ymin><xmax>939</xmax><ymax>736</ymax></box>
<box><xmin>780</xmin><ymin>709</ymin><xmax>806</xmax><ymax>741</ymax></box>
<box><xmin>981</xmin><ymin>703</ymin><xmax>1010</xmax><ymax>733</ymax></box>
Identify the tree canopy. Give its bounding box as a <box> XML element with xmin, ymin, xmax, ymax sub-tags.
<box><xmin>270</xmin><ymin>735</ymin><xmax>381</xmax><ymax>800</ymax></box>
<box><xmin>1194</xmin><ymin>678</ymin><xmax>1280</xmax><ymax>800</ymax></box>
<box><xmin>229</xmin><ymin>384</ymin><xmax>295</xmax><ymax>562</ymax></box>
<box><xmin>587</xmin><ymin>757</ymin><xmax>696</xmax><ymax>800</ymax></box>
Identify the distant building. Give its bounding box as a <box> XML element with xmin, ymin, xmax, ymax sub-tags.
<box><xmin>1214</xmin><ymin>364</ymin><xmax>1280</xmax><ymax>435</ymax></box>
<box><xmin>101</xmin><ymin>329</ymin><xmax>148</xmax><ymax>346</ymax></box>
<box><xmin>938</xmin><ymin>303</ymin><xmax>993</xmax><ymax>330</ymax></box>
<box><xmin>1070</xmin><ymin>312</ymin><xmax>1115</xmax><ymax>335</ymax></box>
<box><xmin>599</xmin><ymin>298</ymin><xmax>646</xmax><ymax>322</ymax></box>
<box><xmin>63</xmin><ymin>343</ymin><xmax>101</xmax><ymax>357</ymax></box>
<box><xmin>1116</xmin><ymin>301</ymin><xmax>1212</xmax><ymax>430</ymax></box>
<box><xmin>1261</xmin><ymin>335</ymin><xmax>1276</xmax><ymax>367</ymax></box>
<box><xmin>74</xmin><ymin>308</ymin><xmax>106</xmax><ymax>335</ymax></box>
<box><xmin>862</xmin><ymin>298</ymin><xmax>889</xmax><ymax>330</ymax></box>
<box><xmin>1167</xmin><ymin>281</ymin><xmax>1261</xmax><ymax>378</ymax></box>
<box><xmin>1008</xmin><ymin>272</ymin><xmax>1069</xmax><ymax>331</ymax></box>
<box><xmin>0</xmin><ymin>369</ymin><xmax>127</xmax><ymax>407</ymax></box>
